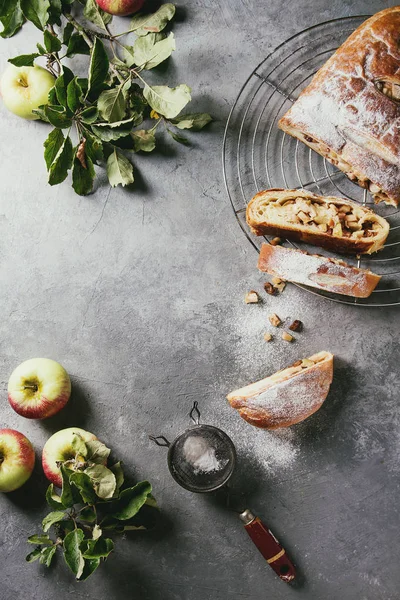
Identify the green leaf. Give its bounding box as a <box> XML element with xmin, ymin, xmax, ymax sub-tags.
<box><xmin>92</xmin><ymin>524</ymin><xmax>102</xmax><ymax>540</ymax></box>
<box><xmin>48</xmin><ymin>0</ymin><xmax>62</xmax><ymax>25</ymax></box>
<box><xmin>72</xmin><ymin>155</ymin><xmax>95</xmax><ymax>196</ymax></box>
<box><xmin>58</xmin><ymin>519</ymin><xmax>75</xmax><ymax>535</ymax></box>
<box><xmin>84</xmin><ymin>463</ymin><xmax>116</xmax><ymax>498</ymax></box>
<box><xmin>66</xmin><ymin>33</ymin><xmax>90</xmax><ymax>57</ymax></box>
<box><xmin>48</xmin><ymin>136</ymin><xmax>73</xmax><ymax>185</ymax></box>
<box><xmin>44</xmin><ymin>28</ymin><xmax>62</xmax><ymax>52</ymax></box>
<box><xmin>0</xmin><ymin>0</ymin><xmax>24</xmax><ymax>38</ymax></box>
<box><xmin>98</xmin><ymin>81</ymin><xmax>129</xmax><ymax>123</ymax></box>
<box><xmin>146</xmin><ymin>494</ymin><xmax>158</xmax><ymax>508</ymax></box>
<box><xmin>83</xmin><ymin>0</ymin><xmax>112</xmax><ymax>30</ymax></box>
<box><xmin>26</xmin><ymin>548</ymin><xmax>42</xmax><ymax>563</ymax></box>
<box><xmin>54</xmin><ymin>66</ymin><xmax>74</xmax><ymax>109</ymax></box>
<box><xmin>69</xmin><ymin>472</ymin><xmax>97</xmax><ymax>504</ymax></box>
<box><xmin>110</xmin><ymin>462</ymin><xmax>124</xmax><ymax>493</ymax></box>
<box><xmin>130</xmin><ymin>3</ymin><xmax>175</xmax><ymax>37</ymax></box>
<box><xmin>36</xmin><ymin>42</ymin><xmax>46</xmax><ymax>54</ymax></box>
<box><xmin>170</xmin><ymin>112</ymin><xmax>213</xmax><ymax>131</ymax></box>
<box><xmin>42</xmin><ymin>511</ymin><xmax>66</xmax><ymax>533</ymax></box>
<box><xmin>63</xmin><ymin>529</ymin><xmax>85</xmax><ymax>579</ymax></box>
<box><xmin>71</xmin><ymin>432</ymin><xmax>88</xmax><ymax>458</ymax></box>
<box><xmin>60</xmin><ymin>464</ymin><xmax>75</xmax><ymax>507</ymax></box>
<box><xmin>44</xmin><ymin>105</ymin><xmax>72</xmax><ymax>128</ymax></box>
<box><xmin>39</xmin><ymin>545</ymin><xmax>57</xmax><ymax>567</ymax></box>
<box><xmin>131</xmin><ymin>129</ymin><xmax>156</xmax><ymax>152</ymax></box>
<box><xmin>167</xmin><ymin>129</ymin><xmax>189</xmax><ymax>145</ymax></box>
<box><xmin>133</xmin><ymin>32</ymin><xmax>175</xmax><ymax>70</ymax></box>
<box><xmin>67</xmin><ymin>77</ymin><xmax>83</xmax><ymax>113</ymax></box>
<box><xmin>78</xmin><ymin>558</ymin><xmax>100</xmax><ymax>581</ymax></box>
<box><xmin>112</xmin><ymin>481</ymin><xmax>152</xmax><ymax>520</ymax></box>
<box><xmin>84</xmin><ymin>131</ymin><xmax>103</xmax><ymax>163</ymax></box>
<box><xmin>85</xmin><ymin>440</ymin><xmax>111</xmax><ymax>464</ymax></box>
<box><xmin>79</xmin><ymin>507</ymin><xmax>96</xmax><ymax>523</ymax></box>
<box><xmin>79</xmin><ymin>106</ymin><xmax>98</xmax><ymax>124</ymax></box>
<box><xmin>81</xmin><ymin>537</ymin><xmax>114</xmax><ymax>559</ymax></box>
<box><xmin>122</xmin><ymin>45</ymin><xmax>135</xmax><ymax>68</ymax></box>
<box><xmin>62</xmin><ymin>21</ymin><xmax>73</xmax><ymax>44</ymax></box>
<box><xmin>20</xmin><ymin>0</ymin><xmax>49</xmax><ymax>30</ymax></box>
<box><xmin>91</xmin><ymin>123</ymin><xmax>132</xmax><ymax>142</ymax></box>
<box><xmin>87</xmin><ymin>38</ymin><xmax>109</xmax><ymax>96</ymax></box>
<box><xmin>27</xmin><ymin>534</ymin><xmax>53</xmax><ymax>545</ymax></box>
<box><xmin>45</xmin><ymin>483</ymin><xmax>65</xmax><ymax>509</ymax></box>
<box><xmin>106</xmin><ymin>148</ymin><xmax>134</xmax><ymax>188</ymax></box>
<box><xmin>8</xmin><ymin>53</ymin><xmax>39</xmax><ymax>67</ymax></box>
<box><xmin>44</xmin><ymin>128</ymin><xmax>64</xmax><ymax>170</ymax></box>
<box><xmin>143</xmin><ymin>84</ymin><xmax>191</xmax><ymax>119</ymax></box>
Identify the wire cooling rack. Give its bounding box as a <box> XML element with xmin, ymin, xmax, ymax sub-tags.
<box><xmin>222</xmin><ymin>16</ymin><xmax>400</xmax><ymax>306</ymax></box>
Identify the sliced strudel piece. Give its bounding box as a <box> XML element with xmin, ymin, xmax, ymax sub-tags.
<box><xmin>227</xmin><ymin>351</ymin><xmax>333</xmax><ymax>429</ymax></box>
<box><xmin>247</xmin><ymin>189</ymin><xmax>389</xmax><ymax>254</ymax></box>
<box><xmin>258</xmin><ymin>244</ymin><xmax>381</xmax><ymax>298</ymax></box>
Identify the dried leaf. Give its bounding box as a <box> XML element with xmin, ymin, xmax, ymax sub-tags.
<box><xmin>76</xmin><ymin>139</ymin><xmax>87</xmax><ymax>169</ymax></box>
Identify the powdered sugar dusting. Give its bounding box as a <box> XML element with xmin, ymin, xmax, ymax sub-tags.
<box><xmin>225</xmin><ymin>417</ymin><xmax>300</xmax><ymax>473</ymax></box>
<box><xmin>244</xmin><ymin>363</ymin><xmax>331</xmax><ymax>425</ymax></box>
<box><xmin>182</xmin><ymin>435</ymin><xmax>228</xmax><ymax>474</ymax></box>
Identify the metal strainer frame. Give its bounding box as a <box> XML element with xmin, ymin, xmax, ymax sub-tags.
<box><xmin>222</xmin><ymin>15</ymin><xmax>400</xmax><ymax>307</ymax></box>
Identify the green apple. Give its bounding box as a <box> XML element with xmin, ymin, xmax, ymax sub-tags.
<box><xmin>0</xmin><ymin>429</ymin><xmax>35</xmax><ymax>493</ymax></box>
<box><xmin>42</xmin><ymin>427</ymin><xmax>98</xmax><ymax>487</ymax></box>
<box><xmin>8</xmin><ymin>358</ymin><xmax>71</xmax><ymax>419</ymax></box>
<box><xmin>0</xmin><ymin>64</ymin><xmax>55</xmax><ymax>120</ymax></box>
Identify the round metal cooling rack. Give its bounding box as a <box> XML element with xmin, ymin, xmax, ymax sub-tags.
<box><xmin>222</xmin><ymin>16</ymin><xmax>400</xmax><ymax>307</ymax></box>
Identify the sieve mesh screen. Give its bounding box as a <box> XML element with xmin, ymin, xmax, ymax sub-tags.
<box><xmin>168</xmin><ymin>425</ymin><xmax>236</xmax><ymax>493</ymax></box>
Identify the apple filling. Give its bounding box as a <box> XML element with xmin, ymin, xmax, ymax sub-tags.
<box><xmin>375</xmin><ymin>80</ymin><xmax>400</xmax><ymax>101</ymax></box>
<box><xmin>255</xmin><ymin>195</ymin><xmax>385</xmax><ymax>240</ymax></box>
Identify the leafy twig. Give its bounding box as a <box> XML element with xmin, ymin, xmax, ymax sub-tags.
<box><xmin>26</xmin><ymin>435</ymin><xmax>157</xmax><ymax>581</ymax></box>
<box><xmin>2</xmin><ymin>2</ymin><xmax>212</xmax><ymax>196</ymax></box>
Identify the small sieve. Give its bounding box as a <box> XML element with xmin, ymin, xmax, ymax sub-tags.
<box><xmin>150</xmin><ymin>402</ymin><xmax>296</xmax><ymax>583</ymax></box>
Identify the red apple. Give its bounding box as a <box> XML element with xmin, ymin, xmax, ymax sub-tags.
<box><xmin>8</xmin><ymin>358</ymin><xmax>71</xmax><ymax>419</ymax></box>
<box><xmin>95</xmin><ymin>0</ymin><xmax>145</xmax><ymax>16</ymax></box>
<box><xmin>0</xmin><ymin>429</ymin><xmax>35</xmax><ymax>492</ymax></box>
<box><xmin>42</xmin><ymin>427</ymin><xmax>97</xmax><ymax>487</ymax></box>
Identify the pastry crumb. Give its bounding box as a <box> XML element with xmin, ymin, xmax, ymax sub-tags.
<box><xmin>270</xmin><ymin>237</ymin><xmax>281</xmax><ymax>246</ymax></box>
<box><xmin>263</xmin><ymin>332</ymin><xmax>273</xmax><ymax>342</ymax></box>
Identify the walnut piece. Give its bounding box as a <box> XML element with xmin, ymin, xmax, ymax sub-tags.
<box><xmin>264</xmin><ymin>282</ymin><xmax>276</xmax><ymax>296</ymax></box>
<box><xmin>245</xmin><ymin>290</ymin><xmax>260</xmax><ymax>304</ymax></box>
<box><xmin>268</xmin><ymin>313</ymin><xmax>282</xmax><ymax>327</ymax></box>
<box><xmin>263</xmin><ymin>332</ymin><xmax>273</xmax><ymax>342</ymax></box>
<box><xmin>282</xmin><ymin>331</ymin><xmax>294</xmax><ymax>342</ymax></box>
<box><xmin>288</xmin><ymin>320</ymin><xmax>302</xmax><ymax>331</ymax></box>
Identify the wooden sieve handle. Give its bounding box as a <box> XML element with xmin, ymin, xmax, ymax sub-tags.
<box><xmin>239</xmin><ymin>509</ymin><xmax>296</xmax><ymax>583</ymax></box>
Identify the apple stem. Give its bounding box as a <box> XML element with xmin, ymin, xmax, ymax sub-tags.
<box><xmin>23</xmin><ymin>384</ymin><xmax>38</xmax><ymax>392</ymax></box>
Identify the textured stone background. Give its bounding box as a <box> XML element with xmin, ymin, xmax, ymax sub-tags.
<box><xmin>1</xmin><ymin>1</ymin><xmax>400</xmax><ymax>599</ymax></box>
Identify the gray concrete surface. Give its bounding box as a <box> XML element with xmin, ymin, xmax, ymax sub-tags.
<box><xmin>1</xmin><ymin>1</ymin><xmax>400</xmax><ymax>599</ymax></box>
